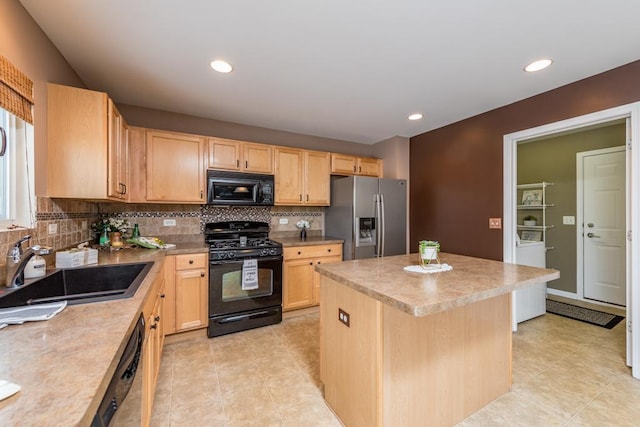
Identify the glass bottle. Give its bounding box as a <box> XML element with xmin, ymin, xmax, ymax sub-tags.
<box><xmin>132</xmin><ymin>224</ymin><xmax>140</xmax><ymax>238</ymax></box>
<box><xmin>99</xmin><ymin>226</ymin><xmax>110</xmax><ymax>247</ymax></box>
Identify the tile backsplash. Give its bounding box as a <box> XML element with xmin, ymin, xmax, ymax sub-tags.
<box><xmin>1</xmin><ymin>199</ymin><xmax>326</xmax><ymax>273</ymax></box>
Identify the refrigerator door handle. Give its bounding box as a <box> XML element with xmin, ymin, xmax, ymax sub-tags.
<box><xmin>375</xmin><ymin>194</ymin><xmax>382</xmax><ymax>257</ymax></box>
<box><xmin>380</xmin><ymin>193</ymin><xmax>385</xmax><ymax>257</ymax></box>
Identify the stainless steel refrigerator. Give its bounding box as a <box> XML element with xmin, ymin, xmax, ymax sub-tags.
<box><xmin>325</xmin><ymin>176</ymin><xmax>407</xmax><ymax>260</ymax></box>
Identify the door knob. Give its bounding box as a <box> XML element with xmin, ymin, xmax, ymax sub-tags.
<box><xmin>587</xmin><ymin>223</ymin><xmax>594</xmax><ymax>228</ymax></box>
<box><xmin>587</xmin><ymin>232</ymin><xmax>601</xmax><ymax>238</ymax></box>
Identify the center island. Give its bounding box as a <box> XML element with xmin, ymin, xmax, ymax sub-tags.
<box><xmin>315</xmin><ymin>252</ymin><xmax>560</xmax><ymax>427</ymax></box>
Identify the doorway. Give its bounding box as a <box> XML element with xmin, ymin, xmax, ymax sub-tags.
<box><xmin>503</xmin><ymin>102</ymin><xmax>640</xmax><ymax>379</ymax></box>
<box><xmin>578</xmin><ymin>147</ymin><xmax>626</xmax><ymax>307</ymax></box>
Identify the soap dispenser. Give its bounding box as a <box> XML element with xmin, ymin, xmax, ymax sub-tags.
<box><xmin>24</xmin><ymin>245</ymin><xmax>46</xmax><ymax>279</ymax></box>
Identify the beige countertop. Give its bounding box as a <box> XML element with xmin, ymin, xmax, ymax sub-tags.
<box><xmin>0</xmin><ymin>240</ymin><xmax>207</xmax><ymax>427</ymax></box>
<box><xmin>315</xmin><ymin>252</ymin><xmax>560</xmax><ymax>317</ymax></box>
<box><xmin>271</xmin><ymin>235</ymin><xmax>344</xmax><ymax>247</ymax></box>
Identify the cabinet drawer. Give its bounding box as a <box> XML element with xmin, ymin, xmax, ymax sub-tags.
<box><xmin>175</xmin><ymin>253</ymin><xmax>207</xmax><ymax>270</ymax></box>
<box><xmin>284</xmin><ymin>244</ymin><xmax>342</xmax><ymax>260</ymax></box>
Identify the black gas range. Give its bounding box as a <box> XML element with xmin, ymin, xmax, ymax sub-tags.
<box><xmin>205</xmin><ymin>221</ymin><xmax>282</xmax><ymax>261</ymax></box>
<box><xmin>205</xmin><ymin>221</ymin><xmax>283</xmax><ymax>337</ymax></box>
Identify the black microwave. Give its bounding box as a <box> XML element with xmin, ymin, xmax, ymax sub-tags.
<box><xmin>207</xmin><ymin>170</ymin><xmax>274</xmax><ymax>206</ymax></box>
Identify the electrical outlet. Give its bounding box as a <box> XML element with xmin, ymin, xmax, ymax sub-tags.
<box><xmin>279</xmin><ymin>218</ymin><xmax>289</xmax><ymax>225</ymax></box>
<box><xmin>563</xmin><ymin>216</ymin><xmax>576</xmax><ymax>225</ymax></box>
<box><xmin>48</xmin><ymin>223</ymin><xmax>58</xmax><ymax>234</ymax></box>
<box><xmin>338</xmin><ymin>308</ymin><xmax>350</xmax><ymax>327</ymax></box>
<box><xmin>489</xmin><ymin>218</ymin><xmax>502</xmax><ymax>229</ymax></box>
<box><xmin>81</xmin><ymin>220</ymin><xmax>87</xmax><ymax>230</ymax></box>
<box><xmin>163</xmin><ymin>219</ymin><xmax>177</xmax><ymax>227</ymax></box>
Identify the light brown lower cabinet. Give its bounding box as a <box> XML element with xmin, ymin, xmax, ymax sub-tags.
<box><xmin>141</xmin><ymin>270</ymin><xmax>166</xmax><ymax>427</ymax></box>
<box><xmin>283</xmin><ymin>244</ymin><xmax>342</xmax><ymax>311</ymax></box>
<box><xmin>163</xmin><ymin>253</ymin><xmax>209</xmax><ymax>335</ymax></box>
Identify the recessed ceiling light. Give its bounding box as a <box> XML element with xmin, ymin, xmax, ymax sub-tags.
<box><xmin>210</xmin><ymin>60</ymin><xmax>233</xmax><ymax>73</ymax></box>
<box><xmin>524</xmin><ymin>59</ymin><xmax>552</xmax><ymax>72</ymax></box>
<box><xmin>408</xmin><ymin>113</ymin><xmax>423</xmax><ymax>121</ymax></box>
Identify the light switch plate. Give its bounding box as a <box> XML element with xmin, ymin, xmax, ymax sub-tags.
<box><xmin>563</xmin><ymin>216</ymin><xmax>576</xmax><ymax>225</ymax></box>
<box><xmin>489</xmin><ymin>218</ymin><xmax>502</xmax><ymax>229</ymax></box>
<box><xmin>279</xmin><ymin>218</ymin><xmax>289</xmax><ymax>225</ymax></box>
<box><xmin>163</xmin><ymin>219</ymin><xmax>177</xmax><ymax>227</ymax></box>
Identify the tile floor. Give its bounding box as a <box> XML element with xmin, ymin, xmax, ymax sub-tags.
<box><xmin>152</xmin><ymin>299</ymin><xmax>639</xmax><ymax>426</ymax></box>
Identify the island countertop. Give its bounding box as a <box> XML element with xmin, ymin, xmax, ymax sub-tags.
<box><xmin>314</xmin><ymin>252</ymin><xmax>559</xmax><ymax>317</ymax></box>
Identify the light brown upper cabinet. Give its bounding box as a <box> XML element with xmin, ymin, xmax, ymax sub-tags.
<box><xmin>107</xmin><ymin>100</ymin><xmax>128</xmax><ymax>199</ymax></box>
<box><xmin>208</xmin><ymin>137</ymin><xmax>274</xmax><ymax>174</ymax></box>
<box><xmin>330</xmin><ymin>153</ymin><xmax>383</xmax><ymax>177</ymax></box>
<box><xmin>146</xmin><ymin>130</ymin><xmax>206</xmax><ymax>203</ymax></box>
<box><xmin>274</xmin><ymin>147</ymin><xmax>330</xmax><ymax>205</ymax></box>
<box><xmin>46</xmin><ymin>83</ymin><xmax>129</xmax><ymax>200</ymax></box>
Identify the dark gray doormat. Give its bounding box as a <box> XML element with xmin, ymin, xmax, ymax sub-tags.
<box><xmin>546</xmin><ymin>299</ymin><xmax>625</xmax><ymax>329</ymax></box>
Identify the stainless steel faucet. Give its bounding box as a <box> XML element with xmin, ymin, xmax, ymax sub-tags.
<box><xmin>5</xmin><ymin>235</ymin><xmax>36</xmax><ymax>288</ymax></box>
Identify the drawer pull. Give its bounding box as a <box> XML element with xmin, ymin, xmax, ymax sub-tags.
<box><xmin>160</xmin><ymin>294</ymin><xmax>166</xmax><ymax>298</ymax></box>
<box><xmin>155</xmin><ymin>316</ymin><xmax>160</xmax><ymax>322</ymax></box>
<box><xmin>200</xmin><ymin>272</ymin><xmax>205</xmax><ymax>277</ymax></box>
<box><xmin>309</xmin><ymin>262</ymin><xmax>313</xmax><ymax>265</ymax></box>
<box><xmin>189</xmin><ymin>259</ymin><xmax>194</xmax><ymax>264</ymax></box>
<box><xmin>327</xmin><ymin>249</ymin><xmax>331</xmax><ymax>252</ymax></box>
<box><xmin>297</xmin><ymin>251</ymin><xmax>301</xmax><ymax>255</ymax></box>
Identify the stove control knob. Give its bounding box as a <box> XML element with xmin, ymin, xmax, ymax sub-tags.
<box><xmin>218</xmin><ymin>252</ymin><xmax>227</xmax><ymax>259</ymax></box>
<box><xmin>228</xmin><ymin>251</ymin><xmax>236</xmax><ymax>259</ymax></box>
<box><xmin>261</xmin><ymin>248</ymin><xmax>269</xmax><ymax>256</ymax></box>
<box><xmin>270</xmin><ymin>248</ymin><xmax>278</xmax><ymax>256</ymax></box>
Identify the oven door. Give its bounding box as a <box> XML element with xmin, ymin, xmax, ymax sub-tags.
<box><xmin>209</xmin><ymin>256</ymin><xmax>282</xmax><ymax>314</ymax></box>
<box><xmin>208</xmin><ymin>256</ymin><xmax>282</xmax><ymax>337</ymax></box>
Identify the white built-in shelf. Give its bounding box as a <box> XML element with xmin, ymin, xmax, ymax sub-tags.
<box><xmin>516</xmin><ymin>182</ymin><xmax>554</xmax><ymax>248</ymax></box>
<box><xmin>516</xmin><ymin>204</ymin><xmax>555</xmax><ymax>209</ymax></box>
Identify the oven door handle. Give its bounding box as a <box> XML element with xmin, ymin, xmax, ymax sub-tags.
<box><xmin>217</xmin><ymin>309</ymin><xmax>280</xmax><ymax>324</ymax></box>
<box><xmin>210</xmin><ymin>255</ymin><xmax>283</xmax><ymax>265</ymax></box>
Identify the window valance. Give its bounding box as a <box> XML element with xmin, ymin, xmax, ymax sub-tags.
<box><xmin>0</xmin><ymin>55</ymin><xmax>34</xmax><ymax>124</ymax></box>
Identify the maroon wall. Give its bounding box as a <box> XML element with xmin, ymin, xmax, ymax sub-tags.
<box><xmin>410</xmin><ymin>60</ymin><xmax>640</xmax><ymax>260</ymax></box>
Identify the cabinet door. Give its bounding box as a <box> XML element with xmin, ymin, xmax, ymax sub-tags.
<box><xmin>313</xmin><ymin>255</ymin><xmax>343</xmax><ymax>304</ymax></box>
<box><xmin>146</xmin><ymin>130</ymin><xmax>205</xmax><ymax>203</ymax></box>
<box><xmin>46</xmin><ymin>83</ymin><xmax>110</xmax><ymax>199</ymax></box>
<box><xmin>331</xmin><ymin>153</ymin><xmax>357</xmax><ymax>175</ymax></box>
<box><xmin>244</xmin><ymin>142</ymin><xmax>274</xmax><ymax>174</ymax></box>
<box><xmin>127</xmin><ymin>127</ymin><xmax>147</xmax><ymax>202</ymax></box>
<box><xmin>107</xmin><ymin>100</ymin><xmax>128</xmax><ymax>199</ymax></box>
<box><xmin>305</xmin><ymin>150</ymin><xmax>331</xmax><ymax>205</ymax></box>
<box><xmin>175</xmin><ymin>268</ymin><xmax>208</xmax><ymax>331</ymax></box>
<box><xmin>357</xmin><ymin>157</ymin><xmax>382</xmax><ymax>177</ymax></box>
<box><xmin>208</xmin><ymin>137</ymin><xmax>241</xmax><ymax>170</ymax></box>
<box><xmin>275</xmin><ymin>147</ymin><xmax>304</xmax><ymax>205</ymax></box>
<box><xmin>162</xmin><ymin>255</ymin><xmax>176</xmax><ymax>335</ymax></box>
<box><xmin>283</xmin><ymin>258</ymin><xmax>315</xmax><ymax>310</ymax></box>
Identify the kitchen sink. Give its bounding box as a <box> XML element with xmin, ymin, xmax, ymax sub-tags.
<box><xmin>0</xmin><ymin>262</ymin><xmax>154</xmax><ymax>308</ymax></box>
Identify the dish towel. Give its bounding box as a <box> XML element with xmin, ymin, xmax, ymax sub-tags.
<box><xmin>242</xmin><ymin>259</ymin><xmax>259</xmax><ymax>290</ymax></box>
<box><xmin>0</xmin><ymin>301</ymin><xmax>67</xmax><ymax>329</ymax></box>
<box><xmin>403</xmin><ymin>264</ymin><xmax>453</xmax><ymax>274</ymax></box>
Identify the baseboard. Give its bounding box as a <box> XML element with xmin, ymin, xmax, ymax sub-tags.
<box><xmin>283</xmin><ymin>305</ymin><xmax>319</xmax><ymax>320</ymax></box>
<box><xmin>546</xmin><ymin>288</ymin><xmax>577</xmax><ymax>300</ymax></box>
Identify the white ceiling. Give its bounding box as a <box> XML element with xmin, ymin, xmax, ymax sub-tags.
<box><xmin>19</xmin><ymin>0</ymin><xmax>640</xmax><ymax>144</ymax></box>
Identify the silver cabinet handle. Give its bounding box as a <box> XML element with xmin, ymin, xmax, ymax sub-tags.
<box><xmin>587</xmin><ymin>232</ymin><xmax>601</xmax><ymax>238</ymax></box>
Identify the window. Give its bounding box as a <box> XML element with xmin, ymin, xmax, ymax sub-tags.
<box><xmin>0</xmin><ymin>106</ymin><xmax>35</xmax><ymax>229</ymax></box>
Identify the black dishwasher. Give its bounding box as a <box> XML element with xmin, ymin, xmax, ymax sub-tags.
<box><xmin>91</xmin><ymin>313</ymin><xmax>145</xmax><ymax>427</ymax></box>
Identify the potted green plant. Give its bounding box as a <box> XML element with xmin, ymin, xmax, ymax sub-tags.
<box><xmin>419</xmin><ymin>240</ymin><xmax>440</xmax><ymax>266</ymax></box>
<box><xmin>523</xmin><ymin>215</ymin><xmax>537</xmax><ymax>226</ymax></box>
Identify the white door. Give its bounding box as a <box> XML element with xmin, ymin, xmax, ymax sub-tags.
<box><xmin>581</xmin><ymin>147</ymin><xmax>626</xmax><ymax>306</ymax></box>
